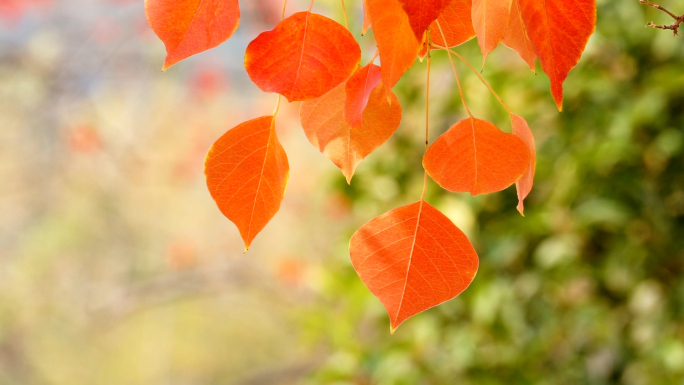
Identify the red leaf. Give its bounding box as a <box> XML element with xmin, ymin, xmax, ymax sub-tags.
<box><xmin>429</xmin><ymin>0</ymin><xmax>475</xmax><ymax>48</ymax></box>
<box><xmin>366</xmin><ymin>0</ymin><xmax>422</xmax><ymax>98</ymax></box>
<box><xmin>300</xmin><ymin>78</ymin><xmax>401</xmax><ymax>183</ymax></box>
<box><xmin>398</xmin><ymin>0</ymin><xmax>452</xmax><ymax>40</ymax></box>
<box><xmin>423</xmin><ymin>118</ymin><xmax>530</xmax><ymax>196</ymax></box>
<box><xmin>471</xmin><ymin>0</ymin><xmax>512</xmax><ymax>65</ymax></box>
<box><xmin>145</xmin><ymin>0</ymin><xmax>240</xmax><ymax>70</ymax></box>
<box><xmin>511</xmin><ymin>113</ymin><xmax>536</xmax><ymax>215</ymax></box>
<box><xmin>350</xmin><ymin>200</ymin><xmax>478</xmax><ymax>332</ymax></box>
<box><xmin>502</xmin><ymin>0</ymin><xmax>536</xmax><ymax>72</ymax></box>
<box><xmin>205</xmin><ymin>116</ymin><xmax>289</xmax><ymax>250</ymax></box>
<box><xmin>344</xmin><ymin>63</ymin><xmax>383</xmax><ymax>129</ymax></box>
<box><xmin>518</xmin><ymin>0</ymin><xmax>596</xmax><ymax>110</ymax></box>
<box><xmin>244</xmin><ymin>12</ymin><xmax>361</xmax><ymax>102</ymax></box>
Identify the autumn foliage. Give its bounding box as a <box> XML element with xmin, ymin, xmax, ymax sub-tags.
<box><xmin>145</xmin><ymin>0</ymin><xmax>596</xmax><ymax>332</ymax></box>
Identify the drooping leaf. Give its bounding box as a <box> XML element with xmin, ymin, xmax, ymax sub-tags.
<box><xmin>205</xmin><ymin>116</ymin><xmax>289</xmax><ymax>250</ymax></box>
<box><xmin>502</xmin><ymin>0</ymin><xmax>536</xmax><ymax>72</ymax></box>
<box><xmin>366</xmin><ymin>0</ymin><xmax>422</xmax><ymax>98</ymax></box>
<box><xmin>429</xmin><ymin>0</ymin><xmax>475</xmax><ymax>48</ymax></box>
<box><xmin>244</xmin><ymin>12</ymin><xmax>361</xmax><ymax>102</ymax></box>
<box><xmin>398</xmin><ymin>0</ymin><xmax>452</xmax><ymax>40</ymax></box>
<box><xmin>511</xmin><ymin>113</ymin><xmax>536</xmax><ymax>215</ymax></box>
<box><xmin>362</xmin><ymin>0</ymin><xmax>372</xmax><ymax>35</ymax></box>
<box><xmin>146</xmin><ymin>0</ymin><xmax>240</xmax><ymax>70</ymax></box>
<box><xmin>423</xmin><ymin>118</ymin><xmax>530</xmax><ymax>196</ymax></box>
<box><xmin>471</xmin><ymin>0</ymin><xmax>512</xmax><ymax>66</ymax></box>
<box><xmin>350</xmin><ymin>200</ymin><xmax>479</xmax><ymax>332</ymax></box>
<box><xmin>344</xmin><ymin>63</ymin><xmax>383</xmax><ymax>129</ymax></box>
<box><xmin>518</xmin><ymin>0</ymin><xmax>596</xmax><ymax>110</ymax></box>
<box><xmin>300</xmin><ymin>78</ymin><xmax>401</xmax><ymax>183</ymax></box>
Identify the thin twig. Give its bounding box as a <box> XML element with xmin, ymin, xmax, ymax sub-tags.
<box><xmin>639</xmin><ymin>0</ymin><xmax>684</xmax><ymax>36</ymax></box>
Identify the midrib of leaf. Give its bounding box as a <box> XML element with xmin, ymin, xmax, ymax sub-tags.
<box><xmin>290</xmin><ymin>12</ymin><xmax>311</xmax><ymax>100</ymax></box>
<box><xmin>246</xmin><ymin>119</ymin><xmax>276</xmax><ymax>246</ymax></box>
<box><xmin>173</xmin><ymin>0</ymin><xmax>207</xmax><ymax>52</ymax></box>
<box><xmin>395</xmin><ymin>200</ymin><xmax>426</xmax><ymax>327</ymax></box>
<box><xmin>471</xmin><ymin>118</ymin><xmax>478</xmax><ymax>192</ymax></box>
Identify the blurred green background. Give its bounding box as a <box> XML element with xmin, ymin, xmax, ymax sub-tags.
<box><xmin>1</xmin><ymin>0</ymin><xmax>683</xmax><ymax>384</ymax></box>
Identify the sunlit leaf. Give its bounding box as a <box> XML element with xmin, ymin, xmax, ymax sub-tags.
<box><xmin>423</xmin><ymin>118</ymin><xmax>530</xmax><ymax>196</ymax></box>
<box><xmin>344</xmin><ymin>63</ymin><xmax>383</xmax><ymax>129</ymax></box>
<box><xmin>244</xmin><ymin>11</ymin><xmax>361</xmax><ymax>102</ymax></box>
<box><xmin>146</xmin><ymin>0</ymin><xmax>240</xmax><ymax>70</ymax></box>
<box><xmin>511</xmin><ymin>113</ymin><xmax>536</xmax><ymax>215</ymax></box>
<box><xmin>398</xmin><ymin>0</ymin><xmax>451</xmax><ymax>40</ymax></box>
<box><xmin>300</xmin><ymin>77</ymin><xmax>401</xmax><ymax>183</ymax></box>
<box><xmin>518</xmin><ymin>0</ymin><xmax>596</xmax><ymax>110</ymax></box>
<box><xmin>502</xmin><ymin>0</ymin><xmax>536</xmax><ymax>72</ymax></box>
<box><xmin>472</xmin><ymin>0</ymin><xmax>512</xmax><ymax>66</ymax></box>
<box><xmin>350</xmin><ymin>200</ymin><xmax>479</xmax><ymax>332</ymax></box>
<box><xmin>429</xmin><ymin>0</ymin><xmax>475</xmax><ymax>48</ymax></box>
<box><xmin>205</xmin><ymin>116</ymin><xmax>289</xmax><ymax>250</ymax></box>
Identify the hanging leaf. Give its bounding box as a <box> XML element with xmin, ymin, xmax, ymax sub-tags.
<box><xmin>244</xmin><ymin>11</ymin><xmax>361</xmax><ymax>102</ymax></box>
<box><xmin>518</xmin><ymin>0</ymin><xmax>596</xmax><ymax>110</ymax></box>
<box><xmin>472</xmin><ymin>0</ymin><xmax>513</xmax><ymax>66</ymax></box>
<box><xmin>362</xmin><ymin>0</ymin><xmax>372</xmax><ymax>35</ymax></box>
<box><xmin>146</xmin><ymin>0</ymin><xmax>240</xmax><ymax>70</ymax></box>
<box><xmin>350</xmin><ymin>200</ymin><xmax>479</xmax><ymax>332</ymax></box>
<box><xmin>511</xmin><ymin>113</ymin><xmax>536</xmax><ymax>215</ymax></box>
<box><xmin>205</xmin><ymin>116</ymin><xmax>289</xmax><ymax>250</ymax></box>
<box><xmin>300</xmin><ymin>78</ymin><xmax>401</xmax><ymax>183</ymax></box>
<box><xmin>366</xmin><ymin>0</ymin><xmax>422</xmax><ymax>98</ymax></box>
<box><xmin>429</xmin><ymin>0</ymin><xmax>475</xmax><ymax>48</ymax></box>
<box><xmin>398</xmin><ymin>0</ymin><xmax>451</xmax><ymax>40</ymax></box>
<box><xmin>423</xmin><ymin>118</ymin><xmax>530</xmax><ymax>196</ymax></box>
<box><xmin>502</xmin><ymin>0</ymin><xmax>536</xmax><ymax>72</ymax></box>
<box><xmin>344</xmin><ymin>63</ymin><xmax>383</xmax><ymax>129</ymax></box>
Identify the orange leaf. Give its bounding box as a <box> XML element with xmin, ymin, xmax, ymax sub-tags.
<box><xmin>350</xmin><ymin>200</ymin><xmax>478</xmax><ymax>332</ymax></box>
<box><xmin>205</xmin><ymin>116</ymin><xmax>289</xmax><ymax>250</ymax></box>
<box><xmin>362</xmin><ymin>0</ymin><xmax>372</xmax><ymax>35</ymax></box>
<box><xmin>518</xmin><ymin>0</ymin><xmax>596</xmax><ymax>110</ymax></box>
<box><xmin>145</xmin><ymin>0</ymin><xmax>240</xmax><ymax>70</ymax></box>
<box><xmin>244</xmin><ymin>12</ymin><xmax>361</xmax><ymax>102</ymax></box>
<box><xmin>472</xmin><ymin>0</ymin><xmax>512</xmax><ymax>66</ymax></box>
<box><xmin>502</xmin><ymin>0</ymin><xmax>536</xmax><ymax>72</ymax></box>
<box><xmin>511</xmin><ymin>113</ymin><xmax>536</xmax><ymax>215</ymax></box>
<box><xmin>423</xmin><ymin>118</ymin><xmax>530</xmax><ymax>196</ymax></box>
<box><xmin>429</xmin><ymin>0</ymin><xmax>475</xmax><ymax>48</ymax></box>
<box><xmin>344</xmin><ymin>63</ymin><xmax>382</xmax><ymax>129</ymax></box>
<box><xmin>398</xmin><ymin>0</ymin><xmax>451</xmax><ymax>40</ymax></box>
<box><xmin>366</xmin><ymin>0</ymin><xmax>422</xmax><ymax>98</ymax></box>
<box><xmin>300</xmin><ymin>79</ymin><xmax>401</xmax><ymax>183</ymax></box>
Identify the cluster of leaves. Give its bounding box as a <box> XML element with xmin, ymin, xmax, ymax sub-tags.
<box><xmin>145</xmin><ymin>0</ymin><xmax>596</xmax><ymax>332</ymax></box>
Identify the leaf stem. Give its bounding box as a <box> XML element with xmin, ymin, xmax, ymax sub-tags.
<box><xmin>308</xmin><ymin>0</ymin><xmax>315</xmax><ymax>12</ymax></box>
<box><xmin>421</xmin><ymin>42</ymin><xmax>432</xmax><ymax>202</ymax></box>
<box><xmin>341</xmin><ymin>0</ymin><xmax>349</xmax><ymax>29</ymax></box>
<box><xmin>281</xmin><ymin>0</ymin><xmax>287</xmax><ymax>20</ymax></box>
<box><xmin>433</xmin><ymin>44</ymin><xmax>512</xmax><ymax>115</ymax></box>
<box><xmin>273</xmin><ymin>94</ymin><xmax>282</xmax><ymax>117</ymax></box>
<box><xmin>434</xmin><ymin>21</ymin><xmax>473</xmax><ymax>118</ymax></box>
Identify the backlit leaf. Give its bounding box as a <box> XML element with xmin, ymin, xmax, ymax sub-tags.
<box><xmin>518</xmin><ymin>0</ymin><xmax>596</xmax><ymax>110</ymax></box>
<box><xmin>344</xmin><ymin>63</ymin><xmax>383</xmax><ymax>129</ymax></box>
<box><xmin>472</xmin><ymin>0</ymin><xmax>512</xmax><ymax>65</ymax></box>
<box><xmin>362</xmin><ymin>0</ymin><xmax>372</xmax><ymax>35</ymax></box>
<box><xmin>244</xmin><ymin>12</ymin><xmax>361</xmax><ymax>102</ymax></box>
<box><xmin>423</xmin><ymin>118</ymin><xmax>530</xmax><ymax>196</ymax></box>
<box><xmin>511</xmin><ymin>113</ymin><xmax>536</xmax><ymax>215</ymax></box>
<box><xmin>300</xmin><ymin>78</ymin><xmax>401</xmax><ymax>183</ymax></box>
<box><xmin>429</xmin><ymin>0</ymin><xmax>475</xmax><ymax>48</ymax></box>
<box><xmin>366</xmin><ymin>0</ymin><xmax>422</xmax><ymax>98</ymax></box>
<box><xmin>146</xmin><ymin>0</ymin><xmax>240</xmax><ymax>70</ymax></box>
<box><xmin>205</xmin><ymin>116</ymin><xmax>289</xmax><ymax>250</ymax></box>
<box><xmin>350</xmin><ymin>200</ymin><xmax>479</xmax><ymax>332</ymax></box>
<box><xmin>502</xmin><ymin>0</ymin><xmax>536</xmax><ymax>71</ymax></box>
<box><xmin>398</xmin><ymin>0</ymin><xmax>451</xmax><ymax>40</ymax></box>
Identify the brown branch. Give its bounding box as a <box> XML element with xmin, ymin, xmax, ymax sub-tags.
<box><xmin>639</xmin><ymin>0</ymin><xmax>684</xmax><ymax>36</ymax></box>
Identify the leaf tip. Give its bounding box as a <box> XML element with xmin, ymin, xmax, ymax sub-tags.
<box><xmin>390</xmin><ymin>325</ymin><xmax>397</xmax><ymax>335</ymax></box>
<box><xmin>516</xmin><ymin>203</ymin><xmax>525</xmax><ymax>217</ymax></box>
